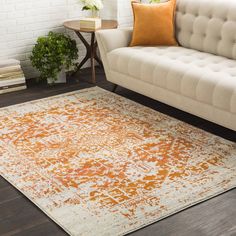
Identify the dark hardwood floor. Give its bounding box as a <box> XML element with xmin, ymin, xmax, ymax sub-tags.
<box><xmin>0</xmin><ymin>68</ymin><xmax>235</xmax><ymax>236</ymax></box>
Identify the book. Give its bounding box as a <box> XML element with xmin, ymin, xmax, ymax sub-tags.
<box><xmin>0</xmin><ymin>72</ymin><xmax>24</xmax><ymax>80</ymax></box>
<box><xmin>0</xmin><ymin>65</ymin><xmax>24</xmax><ymax>81</ymax></box>
<box><xmin>0</xmin><ymin>59</ymin><xmax>26</xmax><ymax>94</ymax></box>
<box><xmin>0</xmin><ymin>85</ymin><xmax>27</xmax><ymax>94</ymax></box>
<box><xmin>0</xmin><ymin>77</ymin><xmax>26</xmax><ymax>87</ymax></box>
<box><xmin>79</xmin><ymin>18</ymin><xmax>102</xmax><ymax>30</ymax></box>
<box><xmin>0</xmin><ymin>59</ymin><xmax>20</xmax><ymax>68</ymax></box>
<box><xmin>0</xmin><ymin>65</ymin><xmax>22</xmax><ymax>74</ymax></box>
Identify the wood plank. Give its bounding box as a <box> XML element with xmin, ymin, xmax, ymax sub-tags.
<box><xmin>12</xmin><ymin>221</ymin><xmax>66</xmax><ymax>236</ymax></box>
<box><xmin>0</xmin><ymin>177</ymin><xmax>10</xmax><ymax>189</ymax></box>
<box><xmin>0</xmin><ymin>194</ymin><xmax>66</xmax><ymax>235</ymax></box>
<box><xmin>0</xmin><ymin>185</ymin><xmax>22</xmax><ymax>205</ymax></box>
<box><xmin>129</xmin><ymin>190</ymin><xmax>236</xmax><ymax>236</ymax></box>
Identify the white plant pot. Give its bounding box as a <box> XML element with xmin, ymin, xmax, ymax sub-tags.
<box><xmin>47</xmin><ymin>68</ymin><xmax>67</xmax><ymax>84</ymax></box>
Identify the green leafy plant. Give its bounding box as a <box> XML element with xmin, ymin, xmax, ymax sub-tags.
<box><xmin>80</xmin><ymin>0</ymin><xmax>104</xmax><ymax>11</ymax></box>
<box><xmin>30</xmin><ymin>31</ymin><xmax>78</xmax><ymax>83</ymax></box>
<box><xmin>149</xmin><ymin>0</ymin><xmax>160</xmax><ymax>3</ymax></box>
<box><xmin>141</xmin><ymin>0</ymin><xmax>161</xmax><ymax>3</ymax></box>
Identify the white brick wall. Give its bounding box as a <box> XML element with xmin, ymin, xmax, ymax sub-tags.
<box><xmin>0</xmin><ymin>0</ymin><xmax>117</xmax><ymax>78</ymax></box>
<box><xmin>117</xmin><ymin>0</ymin><xmax>170</xmax><ymax>27</ymax></box>
<box><xmin>118</xmin><ymin>0</ymin><xmax>133</xmax><ymax>27</ymax></box>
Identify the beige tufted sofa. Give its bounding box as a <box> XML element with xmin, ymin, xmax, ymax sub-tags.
<box><xmin>96</xmin><ymin>0</ymin><xmax>236</xmax><ymax>131</ymax></box>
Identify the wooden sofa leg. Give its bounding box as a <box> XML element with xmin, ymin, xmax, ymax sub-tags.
<box><xmin>112</xmin><ymin>84</ymin><xmax>118</xmax><ymax>92</ymax></box>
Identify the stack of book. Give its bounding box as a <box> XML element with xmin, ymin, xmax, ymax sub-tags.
<box><xmin>0</xmin><ymin>59</ymin><xmax>26</xmax><ymax>94</ymax></box>
<box><xmin>79</xmin><ymin>18</ymin><xmax>102</xmax><ymax>30</ymax></box>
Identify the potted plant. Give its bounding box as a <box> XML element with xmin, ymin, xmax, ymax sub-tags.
<box><xmin>30</xmin><ymin>31</ymin><xmax>78</xmax><ymax>84</ymax></box>
<box><xmin>80</xmin><ymin>0</ymin><xmax>104</xmax><ymax>18</ymax></box>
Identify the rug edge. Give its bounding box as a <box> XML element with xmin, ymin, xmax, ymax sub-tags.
<box><xmin>0</xmin><ymin>174</ymin><xmax>73</xmax><ymax>236</ymax></box>
<box><xmin>0</xmin><ymin>86</ymin><xmax>101</xmax><ymax>111</ymax></box>
<box><xmin>121</xmin><ymin>185</ymin><xmax>236</xmax><ymax>236</ymax></box>
<box><xmin>1</xmin><ymin>170</ymin><xmax>235</xmax><ymax>236</ymax></box>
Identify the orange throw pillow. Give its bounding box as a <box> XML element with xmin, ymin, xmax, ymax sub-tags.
<box><xmin>130</xmin><ymin>0</ymin><xmax>178</xmax><ymax>47</ymax></box>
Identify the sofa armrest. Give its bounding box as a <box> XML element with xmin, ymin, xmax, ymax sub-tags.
<box><xmin>95</xmin><ymin>28</ymin><xmax>133</xmax><ymax>82</ymax></box>
<box><xmin>96</xmin><ymin>28</ymin><xmax>133</xmax><ymax>55</ymax></box>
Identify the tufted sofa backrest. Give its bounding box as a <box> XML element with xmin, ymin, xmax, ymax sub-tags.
<box><xmin>175</xmin><ymin>0</ymin><xmax>236</xmax><ymax>60</ymax></box>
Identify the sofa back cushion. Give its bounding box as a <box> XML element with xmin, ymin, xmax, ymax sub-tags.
<box><xmin>176</xmin><ymin>0</ymin><xmax>236</xmax><ymax>60</ymax></box>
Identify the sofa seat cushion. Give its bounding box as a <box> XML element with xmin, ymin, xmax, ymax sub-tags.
<box><xmin>108</xmin><ymin>46</ymin><xmax>236</xmax><ymax>114</ymax></box>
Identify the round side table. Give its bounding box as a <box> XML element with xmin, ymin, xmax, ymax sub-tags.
<box><xmin>63</xmin><ymin>20</ymin><xmax>118</xmax><ymax>84</ymax></box>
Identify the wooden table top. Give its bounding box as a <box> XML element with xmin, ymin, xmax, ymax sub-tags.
<box><xmin>63</xmin><ymin>19</ymin><xmax>118</xmax><ymax>33</ymax></box>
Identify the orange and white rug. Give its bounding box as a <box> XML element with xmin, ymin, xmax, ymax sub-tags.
<box><xmin>0</xmin><ymin>87</ymin><xmax>235</xmax><ymax>235</ymax></box>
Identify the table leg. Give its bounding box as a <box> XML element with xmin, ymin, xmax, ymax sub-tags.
<box><xmin>74</xmin><ymin>31</ymin><xmax>103</xmax><ymax>83</ymax></box>
<box><xmin>75</xmin><ymin>31</ymin><xmax>91</xmax><ymax>71</ymax></box>
<box><xmin>90</xmin><ymin>33</ymin><xmax>96</xmax><ymax>84</ymax></box>
<box><xmin>94</xmin><ymin>42</ymin><xmax>103</xmax><ymax>68</ymax></box>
